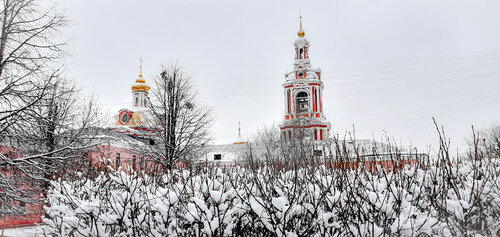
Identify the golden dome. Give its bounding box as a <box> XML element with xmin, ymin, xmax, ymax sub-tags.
<box><xmin>132</xmin><ymin>57</ymin><xmax>150</xmax><ymax>92</ymax></box>
<box><xmin>298</xmin><ymin>15</ymin><xmax>305</xmax><ymax>37</ymax></box>
<box><xmin>136</xmin><ymin>76</ymin><xmax>146</xmax><ymax>84</ymax></box>
<box><xmin>132</xmin><ymin>83</ymin><xmax>150</xmax><ymax>92</ymax></box>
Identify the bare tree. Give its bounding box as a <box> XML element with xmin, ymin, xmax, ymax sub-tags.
<box><xmin>244</xmin><ymin>119</ymin><xmax>327</xmax><ymax>169</ymax></box>
<box><xmin>0</xmin><ymin>0</ymin><xmax>67</xmax><ymax>133</ymax></box>
<box><xmin>0</xmin><ymin>79</ymin><xmax>102</xmax><ymax>217</ymax></box>
<box><xmin>138</xmin><ymin>63</ymin><xmax>213</xmax><ymax>169</ymax></box>
<box><xmin>476</xmin><ymin>123</ymin><xmax>500</xmax><ymax>157</ymax></box>
<box><xmin>280</xmin><ymin>117</ymin><xmax>316</xmax><ymax>162</ymax></box>
<box><xmin>10</xmin><ymin>79</ymin><xmax>101</xmax><ymax>166</ymax></box>
<box><xmin>250</xmin><ymin>124</ymin><xmax>282</xmax><ymax>163</ymax></box>
<box><xmin>0</xmin><ymin>0</ymin><xmax>102</xmax><ymax>217</ymax></box>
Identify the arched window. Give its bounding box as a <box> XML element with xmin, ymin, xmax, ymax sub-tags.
<box><xmin>299</xmin><ymin>48</ymin><xmax>304</xmax><ymax>59</ymax></box>
<box><xmin>296</xmin><ymin>91</ymin><xmax>309</xmax><ymax>114</ymax></box>
<box><xmin>135</xmin><ymin>96</ymin><xmax>139</xmax><ymax>105</ymax></box>
<box><xmin>115</xmin><ymin>153</ymin><xmax>121</xmax><ymax>168</ymax></box>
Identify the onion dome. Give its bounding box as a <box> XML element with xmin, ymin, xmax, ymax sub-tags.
<box><xmin>131</xmin><ymin>59</ymin><xmax>150</xmax><ymax>92</ymax></box>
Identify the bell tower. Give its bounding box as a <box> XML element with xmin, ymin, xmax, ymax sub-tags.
<box><xmin>280</xmin><ymin>15</ymin><xmax>331</xmax><ymax>143</ymax></box>
<box><xmin>131</xmin><ymin>57</ymin><xmax>150</xmax><ymax>108</ymax></box>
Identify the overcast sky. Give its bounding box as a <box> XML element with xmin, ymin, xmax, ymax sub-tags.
<box><xmin>61</xmin><ymin>0</ymin><xmax>500</xmax><ymax>153</ymax></box>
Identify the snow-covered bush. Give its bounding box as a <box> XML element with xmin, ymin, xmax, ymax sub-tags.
<box><xmin>43</xmin><ymin>155</ymin><xmax>500</xmax><ymax>236</ymax></box>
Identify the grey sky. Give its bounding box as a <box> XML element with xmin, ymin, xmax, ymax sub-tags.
<box><xmin>61</xmin><ymin>0</ymin><xmax>500</xmax><ymax>153</ymax></box>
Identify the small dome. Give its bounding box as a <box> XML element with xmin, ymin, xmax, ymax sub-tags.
<box><xmin>136</xmin><ymin>77</ymin><xmax>146</xmax><ymax>84</ymax></box>
<box><xmin>132</xmin><ymin>75</ymin><xmax>150</xmax><ymax>92</ymax></box>
<box><xmin>132</xmin><ymin>81</ymin><xmax>150</xmax><ymax>92</ymax></box>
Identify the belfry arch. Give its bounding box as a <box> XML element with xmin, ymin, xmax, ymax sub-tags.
<box><xmin>295</xmin><ymin>91</ymin><xmax>309</xmax><ymax>114</ymax></box>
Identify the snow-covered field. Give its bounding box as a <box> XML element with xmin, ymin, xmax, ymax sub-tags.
<box><xmin>42</xmin><ymin>158</ymin><xmax>500</xmax><ymax>236</ymax></box>
<box><xmin>1</xmin><ymin>226</ymin><xmax>44</xmax><ymax>237</ymax></box>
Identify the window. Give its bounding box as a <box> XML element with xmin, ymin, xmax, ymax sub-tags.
<box><xmin>132</xmin><ymin>155</ymin><xmax>137</xmax><ymax>170</ymax></box>
<box><xmin>296</xmin><ymin>91</ymin><xmax>309</xmax><ymax>113</ymax></box>
<box><xmin>214</xmin><ymin>154</ymin><xmax>222</xmax><ymax>160</ymax></box>
<box><xmin>135</xmin><ymin>97</ymin><xmax>139</xmax><ymax>105</ymax></box>
<box><xmin>299</xmin><ymin>48</ymin><xmax>304</xmax><ymax>59</ymax></box>
<box><xmin>116</xmin><ymin>153</ymin><xmax>121</xmax><ymax>168</ymax></box>
<box><xmin>314</xmin><ymin>88</ymin><xmax>318</xmax><ymax>112</ymax></box>
<box><xmin>120</xmin><ymin>112</ymin><xmax>130</xmax><ymax>124</ymax></box>
<box><xmin>287</xmin><ymin>90</ymin><xmax>290</xmax><ymax>113</ymax></box>
<box><xmin>140</xmin><ymin>157</ymin><xmax>145</xmax><ymax>170</ymax></box>
<box><xmin>314</xmin><ymin>150</ymin><xmax>323</xmax><ymax>156</ymax></box>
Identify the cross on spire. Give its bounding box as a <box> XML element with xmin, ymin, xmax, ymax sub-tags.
<box><xmin>139</xmin><ymin>57</ymin><xmax>143</xmax><ymax>77</ymax></box>
<box><xmin>238</xmin><ymin>121</ymin><xmax>241</xmax><ymax>138</ymax></box>
<box><xmin>298</xmin><ymin>10</ymin><xmax>305</xmax><ymax>37</ymax></box>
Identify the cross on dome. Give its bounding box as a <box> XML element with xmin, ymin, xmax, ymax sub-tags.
<box><xmin>298</xmin><ymin>13</ymin><xmax>305</xmax><ymax>37</ymax></box>
<box><xmin>139</xmin><ymin>57</ymin><xmax>143</xmax><ymax>77</ymax></box>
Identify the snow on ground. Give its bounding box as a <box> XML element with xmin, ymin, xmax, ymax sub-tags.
<box><xmin>1</xmin><ymin>225</ymin><xmax>45</xmax><ymax>237</ymax></box>
<box><xmin>40</xmin><ymin>158</ymin><xmax>500</xmax><ymax>236</ymax></box>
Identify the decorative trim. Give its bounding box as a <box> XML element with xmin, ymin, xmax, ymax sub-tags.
<box><xmin>279</xmin><ymin>124</ymin><xmax>328</xmax><ymax>130</ymax></box>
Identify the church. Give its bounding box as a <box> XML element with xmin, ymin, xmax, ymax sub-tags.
<box><xmin>199</xmin><ymin>16</ymin><xmax>423</xmax><ymax>166</ymax></box>
<box><xmin>280</xmin><ymin>16</ymin><xmax>331</xmax><ymax>147</ymax></box>
<box><xmin>200</xmin><ymin>16</ymin><xmax>333</xmax><ymax>164</ymax></box>
<box><xmin>111</xmin><ymin>59</ymin><xmax>156</xmax><ymax>140</ymax></box>
<box><xmin>101</xmin><ymin>16</ymin><xmax>420</xmax><ymax>167</ymax></box>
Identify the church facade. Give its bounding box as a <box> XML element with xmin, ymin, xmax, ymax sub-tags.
<box><xmin>280</xmin><ymin>16</ymin><xmax>331</xmax><ymax>143</ymax></box>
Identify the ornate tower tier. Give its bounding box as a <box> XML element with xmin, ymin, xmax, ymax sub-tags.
<box><xmin>280</xmin><ymin>16</ymin><xmax>331</xmax><ymax>142</ymax></box>
<box><xmin>131</xmin><ymin>58</ymin><xmax>150</xmax><ymax>108</ymax></box>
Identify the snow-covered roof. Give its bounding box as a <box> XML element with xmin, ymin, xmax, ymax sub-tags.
<box><xmin>206</xmin><ymin>143</ymin><xmax>249</xmax><ymax>154</ymax></box>
<box><xmin>87</xmin><ymin>127</ymin><xmax>150</xmax><ymax>149</ymax></box>
<box><xmin>333</xmin><ymin>139</ymin><xmax>407</xmax><ymax>155</ymax></box>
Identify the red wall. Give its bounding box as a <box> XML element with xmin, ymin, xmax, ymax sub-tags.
<box><xmin>0</xmin><ymin>144</ymin><xmax>155</xmax><ymax>228</ymax></box>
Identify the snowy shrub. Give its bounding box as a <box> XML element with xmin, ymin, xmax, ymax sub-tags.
<box><xmin>43</xmin><ymin>156</ymin><xmax>500</xmax><ymax>236</ymax></box>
